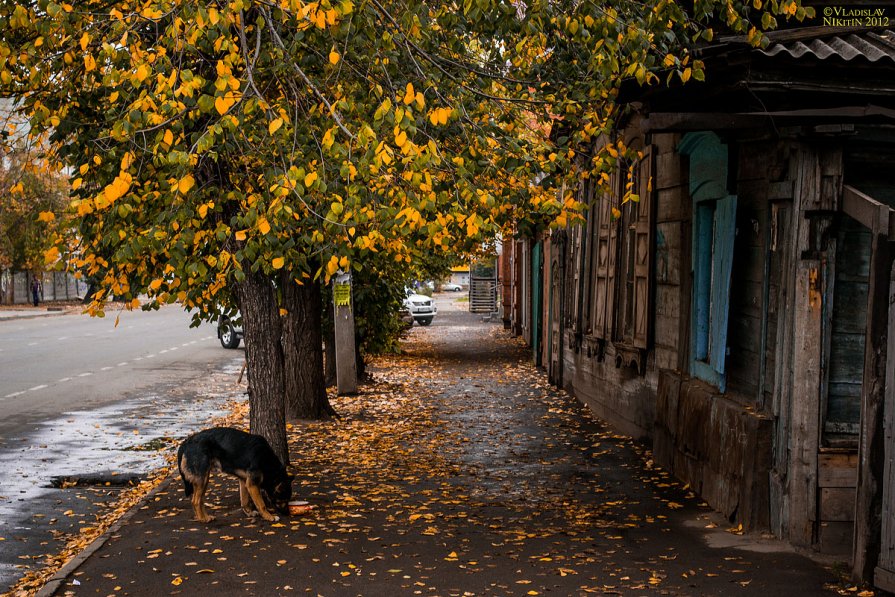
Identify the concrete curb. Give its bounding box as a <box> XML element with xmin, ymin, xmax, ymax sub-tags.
<box><xmin>0</xmin><ymin>310</ymin><xmax>75</xmax><ymax>322</ymax></box>
<box><xmin>35</xmin><ymin>474</ymin><xmax>177</xmax><ymax>597</ymax></box>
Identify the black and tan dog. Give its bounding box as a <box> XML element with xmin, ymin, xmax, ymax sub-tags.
<box><xmin>177</xmin><ymin>427</ymin><xmax>292</xmax><ymax>522</ymax></box>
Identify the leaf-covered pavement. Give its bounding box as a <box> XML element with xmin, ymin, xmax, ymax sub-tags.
<box><xmin>47</xmin><ymin>309</ymin><xmax>839</xmax><ymax>596</ymax></box>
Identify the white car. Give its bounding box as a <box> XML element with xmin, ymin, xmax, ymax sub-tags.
<box><xmin>403</xmin><ymin>290</ymin><xmax>436</xmax><ymax>326</ymax></box>
<box><xmin>442</xmin><ymin>283</ymin><xmax>463</xmax><ymax>291</ymax></box>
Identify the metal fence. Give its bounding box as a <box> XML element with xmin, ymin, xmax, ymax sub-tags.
<box><xmin>0</xmin><ymin>270</ymin><xmax>88</xmax><ymax>305</ymax></box>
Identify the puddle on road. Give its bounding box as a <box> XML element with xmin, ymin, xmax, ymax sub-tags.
<box><xmin>0</xmin><ymin>358</ymin><xmax>246</xmax><ymax>591</ymax></box>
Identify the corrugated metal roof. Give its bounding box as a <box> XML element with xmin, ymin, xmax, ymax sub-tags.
<box><xmin>760</xmin><ymin>29</ymin><xmax>895</xmax><ymax>63</ymax></box>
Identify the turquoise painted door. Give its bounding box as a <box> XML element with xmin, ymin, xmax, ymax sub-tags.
<box><xmin>532</xmin><ymin>242</ymin><xmax>543</xmax><ymax>365</ymax></box>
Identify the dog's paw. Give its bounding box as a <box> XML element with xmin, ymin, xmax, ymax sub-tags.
<box><xmin>262</xmin><ymin>513</ymin><xmax>279</xmax><ymax>522</ymax></box>
<box><xmin>197</xmin><ymin>515</ymin><xmax>216</xmax><ymax>523</ymax></box>
<box><xmin>244</xmin><ymin>509</ymin><xmax>260</xmax><ymax>518</ymax></box>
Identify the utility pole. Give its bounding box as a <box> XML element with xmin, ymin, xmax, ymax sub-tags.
<box><xmin>332</xmin><ymin>271</ymin><xmax>358</xmax><ymax>395</ymax></box>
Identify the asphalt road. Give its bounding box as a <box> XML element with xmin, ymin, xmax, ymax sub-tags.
<box><xmin>0</xmin><ymin>305</ymin><xmax>246</xmax><ymax>591</ymax></box>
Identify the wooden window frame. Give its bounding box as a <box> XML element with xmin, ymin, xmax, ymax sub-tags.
<box><xmin>679</xmin><ymin>132</ymin><xmax>737</xmax><ymax>393</ymax></box>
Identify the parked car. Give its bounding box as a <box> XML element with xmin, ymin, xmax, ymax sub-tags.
<box><xmin>218</xmin><ymin>314</ymin><xmax>243</xmax><ymax>349</ymax></box>
<box><xmin>403</xmin><ymin>289</ymin><xmax>436</xmax><ymax>326</ymax></box>
<box><xmin>442</xmin><ymin>283</ymin><xmax>463</xmax><ymax>291</ymax></box>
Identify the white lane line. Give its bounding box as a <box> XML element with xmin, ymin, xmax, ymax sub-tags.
<box><xmin>57</xmin><ymin>336</ymin><xmax>69</xmax><ymax>341</ymax></box>
<box><xmin>146</xmin><ymin>354</ymin><xmax>155</xmax><ymax>358</ymax></box>
<box><xmin>28</xmin><ymin>384</ymin><xmax>48</xmax><ymax>392</ymax></box>
<box><xmin>4</xmin><ymin>391</ymin><xmax>25</xmax><ymax>398</ymax></box>
<box><xmin>77</xmin><ymin>372</ymin><xmax>93</xmax><ymax>377</ymax></box>
<box><xmin>58</xmin><ymin>377</ymin><xmax>72</xmax><ymax>383</ymax></box>
<box><xmin>117</xmin><ymin>362</ymin><xmax>128</xmax><ymax>367</ymax></box>
<box><xmin>28</xmin><ymin>342</ymin><xmax>38</xmax><ymax>346</ymax></box>
<box><xmin>101</xmin><ymin>366</ymin><xmax>113</xmax><ymax>371</ymax></box>
<box><xmin>158</xmin><ymin>350</ymin><xmax>168</xmax><ymax>354</ymax></box>
<box><xmin>134</xmin><ymin>357</ymin><xmax>143</xmax><ymax>361</ymax></box>
<box><xmin>169</xmin><ymin>347</ymin><xmax>179</xmax><ymax>351</ymax></box>
<box><xmin>181</xmin><ymin>342</ymin><xmax>191</xmax><ymax>347</ymax></box>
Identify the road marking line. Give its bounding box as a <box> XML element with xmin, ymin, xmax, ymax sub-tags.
<box><xmin>146</xmin><ymin>354</ymin><xmax>155</xmax><ymax>358</ymax></box>
<box><xmin>27</xmin><ymin>342</ymin><xmax>37</xmax><ymax>346</ymax></box>
<box><xmin>158</xmin><ymin>350</ymin><xmax>168</xmax><ymax>354</ymax></box>
<box><xmin>134</xmin><ymin>357</ymin><xmax>143</xmax><ymax>361</ymax></box>
<box><xmin>169</xmin><ymin>347</ymin><xmax>179</xmax><ymax>351</ymax></box>
<box><xmin>4</xmin><ymin>391</ymin><xmax>25</xmax><ymax>398</ymax></box>
<box><xmin>58</xmin><ymin>377</ymin><xmax>72</xmax><ymax>383</ymax></box>
<box><xmin>28</xmin><ymin>385</ymin><xmax>48</xmax><ymax>392</ymax></box>
<box><xmin>77</xmin><ymin>372</ymin><xmax>93</xmax><ymax>377</ymax></box>
<box><xmin>117</xmin><ymin>362</ymin><xmax>128</xmax><ymax>367</ymax></box>
<box><xmin>57</xmin><ymin>336</ymin><xmax>69</xmax><ymax>341</ymax></box>
<box><xmin>101</xmin><ymin>366</ymin><xmax>113</xmax><ymax>371</ymax></box>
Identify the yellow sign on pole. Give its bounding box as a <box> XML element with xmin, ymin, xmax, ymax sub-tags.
<box><xmin>333</xmin><ymin>282</ymin><xmax>351</xmax><ymax>307</ymax></box>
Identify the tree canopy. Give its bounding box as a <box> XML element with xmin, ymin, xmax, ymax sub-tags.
<box><xmin>1</xmin><ymin>0</ymin><xmax>812</xmax><ymax>314</ymax></box>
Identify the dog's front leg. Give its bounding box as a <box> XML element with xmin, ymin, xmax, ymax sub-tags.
<box><xmin>239</xmin><ymin>479</ymin><xmax>259</xmax><ymax>517</ymax></box>
<box><xmin>245</xmin><ymin>479</ymin><xmax>278</xmax><ymax>522</ymax></box>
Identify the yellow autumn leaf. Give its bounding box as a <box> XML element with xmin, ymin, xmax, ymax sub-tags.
<box><xmin>269</xmin><ymin>117</ymin><xmax>283</xmax><ymax>135</ymax></box>
<box><xmin>84</xmin><ymin>54</ymin><xmax>95</xmax><ymax>71</ymax></box>
<box><xmin>163</xmin><ymin>129</ymin><xmax>174</xmax><ymax>146</ymax></box>
<box><xmin>402</xmin><ymin>82</ymin><xmax>415</xmax><ymax>105</ymax></box>
<box><xmin>322</xmin><ymin>128</ymin><xmax>334</xmax><ymax>149</ymax></box>
<box><xmin>258</xmin><ymin>217</ymin><xmax>271</xmax><ymax>235</ymax></box>
<box><xmin>198</xmin><ymin>204</ymin><xmax>208</xmax><ymax>218</ymax></box>
<box><xmin>38</xmin><ymin>211</ymin><xmax>55</xmax><ymax>222</ymax></box>
<box><xmin>272</xmin><ymin>256</ymin><xmax>285</xmax><ymax>269</ymax></box>
<box><xmin>304</xmin><ymin>171</ymin><xmax>318</xmax><ymax>187</ymax></box>
<box><xmin>71</xmin><ymin>177</ymin><xmax>82</xmax><ymax>190</ymax></box>
<box><xmin>80</xmin><ymin>32</ymin><xmax>90</xmax><ymax>51</ymax></box>
<box><xmin>149</xmin><ymin>279</ymin><xmax>163</xmax><ymax>290</ymax></box>
<box><xmin>326</xmin><ymin>255</ymin><xmax>339</xmax><ymax>276</ymax></box>
<box><xmin>135</xmin><ymin>63</ymin><xmax>150</xmax><ymax>82</ymax></box>
<box><xmin>44</xmin><ymin>246</ymin><xmax>60</xmax><ymax>264</ymax></box>
<box><xmin>178</xmin><ymin>174</ymin><xmax>195</xmax><ymax>194</ymax></box>
<box><xmin>329</xmin><ymin>50</ymin><xmax>340</xmax><ymax>65</ymax></box>
<box><xmin>171</xmin><ymin>577</ymin><xmax>183</xmax><ymax>586</ymax></box>
<box><xmin>235</xmin><ymin>230</ymin><xmax>247</xmax><ymax>241</ymax></box>
<box><xmin>215</xmin><ymin>95</ymin><xmax>235</xmax><ymax>115</ymax></box>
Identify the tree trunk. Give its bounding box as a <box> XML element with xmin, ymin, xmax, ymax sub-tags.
<box><xmin>324</xmin><ymin>307</ymin><xmax>337</xmax><ymax>387</ymax></box>
<box><xmin>234</xmin><ymin>269</ymin><xmax>289</xmax><ymax>465</ymax></box>
<box><xmin>281</xmin><ymin>274</ymin><xmax>335</xmax><ymax>419</ymax></box>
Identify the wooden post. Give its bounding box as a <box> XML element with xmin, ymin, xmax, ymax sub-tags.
<box><xmin>853</xmin><ymin>203</ymin><xmax>891</xmax><ymax>583</ymax></box>
<box><xmin>332</xmin><ymin>272</ymin><xmax>358</xmax><ymax>395</ymax></box>
<box><xmin>874</xmin><ymin>259</ymin><xmax>895</xmax><ymax>593</ymax></box>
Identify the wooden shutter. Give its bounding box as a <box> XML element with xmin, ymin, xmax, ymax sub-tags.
<box><xmin>591</xmin><ymin>171</ymin><xmax>619</xmax><ymax>340</ymax></box>
<box><xmin>631</xmin><ymin>146</ymin><xmax>654</xmax><ymax>349</ymax></box>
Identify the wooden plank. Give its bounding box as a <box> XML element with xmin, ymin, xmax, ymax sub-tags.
<box><xmin>787</xmin><ymin>148</ymin><xmax>825</xmax><ymax>547</ymax></box>
<box><xmin>645</xmin><ymin>112</ymin><xmax>771</xmax><ymax>132</ymax></box>
<box><xmin>875</xmin><ymin>566</ymin><xmax>895</xmax><ymax>594</ymax></box>
<box><xmin>853</xmin><ymin>201</ymin><xmax>892</xmax><ymax>582</ymax></box>
<box><xmin>819</xmin><ymin>487</ymin><xmax>856</xmax><ymax>522</ymax></box>
<box><xmin>769</xmin><ymin>181</ymin><xmax>794</xmax><ymax>200</ymax></box>
<box><xmin>843</xmin><ymin>185</ymin><xmax>887</xmax><ymax>232</ymax></box>
<box><xmin>818</xmin><ymin>453</ymin><xmax>859</xmax><ymax>487</ymax></box>
<box><xmin>876</xmin><ymin>259</ymin><xmax>895</xmax><ymax>584</ymax></box>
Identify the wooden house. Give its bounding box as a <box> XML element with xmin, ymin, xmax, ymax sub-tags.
<box><xmin>504</xmin><ymin>26</ymin><xmax>895</xmax><ymax>590</ymax></box>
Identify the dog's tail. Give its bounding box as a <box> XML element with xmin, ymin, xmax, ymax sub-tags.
<box><xmin>177</xmin><ymin>442</ymin><xmax>193</xmax><ymax>497</ymax></box>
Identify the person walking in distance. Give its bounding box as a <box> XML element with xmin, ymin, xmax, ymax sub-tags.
<box><xmin>31</xmin><ymin>276</ymin><xmax>41</xmax><ymax>307</ymax></box>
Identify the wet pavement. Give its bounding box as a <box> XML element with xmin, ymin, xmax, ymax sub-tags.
<box><xmin>31</xmin><ymin>298</ymin><xmax>842</xmax><ymax>596</ymax></box>
<box><xmin>0</xmin><ymin>360</ymin><xmax>244</xmax><ymax>592</ymax></box>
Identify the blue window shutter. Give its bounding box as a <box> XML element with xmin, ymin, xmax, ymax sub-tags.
<box><xmin>710</xmin><ymin>195</ymin><xmax>737</xmax><ymax>386</ymax></box>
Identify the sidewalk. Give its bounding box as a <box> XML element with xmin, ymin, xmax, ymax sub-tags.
<box><xmin>39</xmin><ymin>307</ymin><xmax>841</xmax><ymax>596</ymax></box>
<box><xmin>0</xmin><ymin>304</ymin><xmax>78</xmax><ymax>321</ymax></box>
